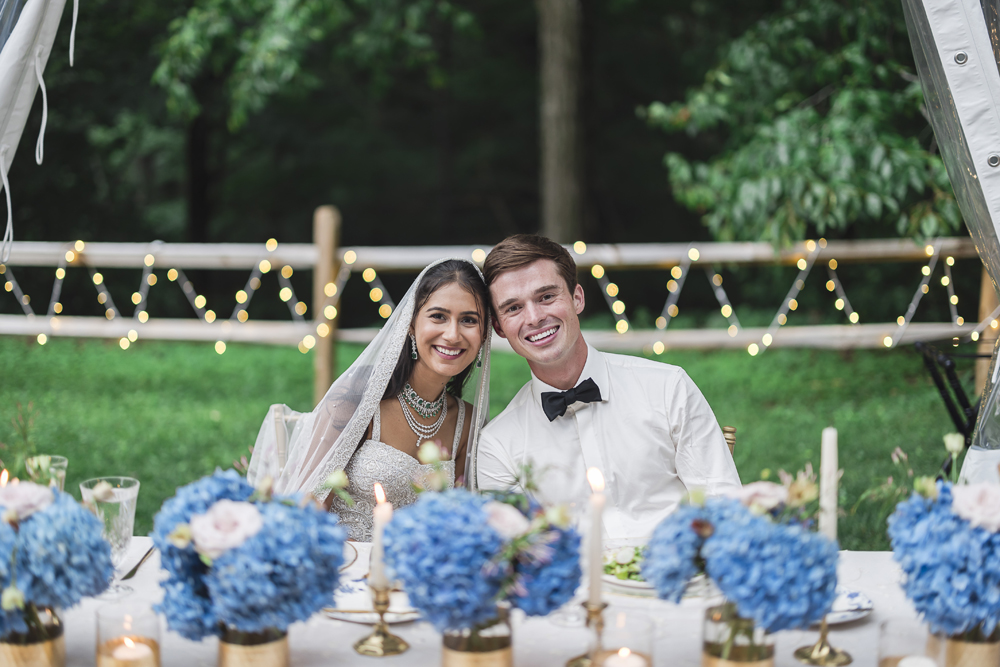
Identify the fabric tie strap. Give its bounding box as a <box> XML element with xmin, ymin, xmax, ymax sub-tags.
<box><xmin>540</xmin><ymin>377</ymin><xmax>602</xmax><ymax>421</ymax></box>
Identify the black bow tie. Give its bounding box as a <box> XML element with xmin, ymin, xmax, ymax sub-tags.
<box><xmin>540</xmin><ymin>377</ymin><xmax>602</xmax><ymax>421</ymax></box>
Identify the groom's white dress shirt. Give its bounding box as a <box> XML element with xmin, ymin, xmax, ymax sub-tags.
<box><xmin>477</xmin><ymin>344</ymin><xmax>741</xmax><ymax>541</ymax></box>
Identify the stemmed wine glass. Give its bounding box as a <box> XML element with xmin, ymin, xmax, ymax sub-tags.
<box><xmin>80</xmin><ymin>477</ymin><xmax>140</xmax><ymax>599</ymax></box>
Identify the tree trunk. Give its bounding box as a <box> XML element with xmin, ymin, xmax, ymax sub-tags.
<box><xmin>186</xmin><ymin>112</ymin><xmax>211</xmax><ymax>243</ymax></box>
<box><xmin>537</xmin><ymin>0</ymin><xmax>583</xmax><ymax>242</ymax></box>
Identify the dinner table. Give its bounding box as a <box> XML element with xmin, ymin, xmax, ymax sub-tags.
<box><xmin>62</xmin><ymin>537</ymin><xmax>916</xmax><ymax>666</ymax></box>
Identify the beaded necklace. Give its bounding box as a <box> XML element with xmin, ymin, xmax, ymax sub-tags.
<box><xmin>401</xmin><ymin>382</ymin><xmax>446</xmax><ymax>418</ymax></box>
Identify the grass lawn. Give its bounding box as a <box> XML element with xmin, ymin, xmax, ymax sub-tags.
<box><xmin>0</xmin><ymin>336</ymin><xmax>969</xmax><ymax>549</ymax></box>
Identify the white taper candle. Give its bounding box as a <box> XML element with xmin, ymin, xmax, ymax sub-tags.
<box><xmin>587</xmin><ymin>467</ymin><xmax>606</xmax><ymax>608</ymax></box>
<box><xmin>819</xmin><ymin>427</ymin><xmax>839</xmax><ymax>541</ymax></box>
<box><xmin>370</xmin><ymin>482</ymin><xmax>393</xmax><ymax>589</ymax></box>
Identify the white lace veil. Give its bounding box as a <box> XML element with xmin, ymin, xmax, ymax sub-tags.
<box><xmin>247</xmin><ymin>258</ymin><xmax>492</xmax><ymax>501</ymax></box>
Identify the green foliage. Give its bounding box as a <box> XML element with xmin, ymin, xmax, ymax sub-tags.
<box><xmin>642</xmin><ymin>0</ymin><xmax>961</xmax><ymax>245</ymax></box>
<box><xmin>152</xmin><ymin>0</ymin><xmax>475</xmax><ymax>130</ymax></box>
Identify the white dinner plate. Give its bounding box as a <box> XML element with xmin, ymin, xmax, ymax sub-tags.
<box><xmin>324</xmin><ymin>578</ymin><xmax>420</xmax><ymax>625</ymax></box>
<box><xmin>340</xmin><ymin>542</ymin><xmax>358</xmax><ymax>572</ymax></box>
<box><xmin>815</xmin><ymin>586</ymin><xmax>874</xmax><ymax>626</ymax></box>
<box><xmin>602</xmin><ymin>573</ymin><xmax>655</xmax><ymax>598</ymax></box>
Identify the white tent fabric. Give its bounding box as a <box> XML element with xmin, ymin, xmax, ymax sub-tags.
<box><xmin>0</xmin><ymin>0</ymin><xmax>72</xmax><ymax>262</ymax></box>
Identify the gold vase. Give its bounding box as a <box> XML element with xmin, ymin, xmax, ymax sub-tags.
<box><xmin>217</xmin><ymin>627</ymin><xmax>288</xmax><ymax>667</ymax></box>
<box><xmin>702</xmin><ymin>603</ymin><xmax>775</xmax><ymax>667</ymax></box>
<box><xmin>936</xmin><ymin>630</ymin><xmax>1000</xmax><ymax>667</ymax></box>
<box><xmin>442</xmin><ymin>605</ymin><xmax>513</xmax><ymax>667</ymax></box>
<box><xmin>0</xmin><ymin>607</ymin><xmax>66</xmax><ymax>667</ymax></box>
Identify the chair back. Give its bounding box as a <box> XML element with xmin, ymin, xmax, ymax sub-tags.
<box><xmin>722</xmin><ymin>426</ymin><xmax>736</xmax><ymax>457</ymax></box>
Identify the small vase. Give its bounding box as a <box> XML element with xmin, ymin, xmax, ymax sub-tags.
<box><xmin>702</xmin><ymin>603</ymin><xmax>774</xmax><ymax>667</ymax></box>
<box><xmin>0</xmin><ymin>606</ymin><xmax>66</xmax><ymax>667</ymax></box>
<box><xmin>935</xmin><ymin>627</ymin><xmax>1000</xmax><ymax>667</ymax></box>
<box><xmin>218</xmin><ymin>626</ymin><xmax>288</xmax><ymax>667</ymax></box>
<box><xmin>442</xmin><ymin>604</ymin><xmax>513</xmax><ymax>667</ymax></box>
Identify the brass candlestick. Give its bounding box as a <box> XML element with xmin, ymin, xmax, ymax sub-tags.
<box><xmin>353</xmin><ymin>586</ymin><xmax>409</xmax><ymax>657</ymax></box>
<box><xmin>794</xmin><ymin>618</ymin><xmax>852</xmax><ymax>666</ymax></box>
<box><xmin>565</xmin><ymin>602</ymin><xmax>609</xmax><ymax>667</ymax></box>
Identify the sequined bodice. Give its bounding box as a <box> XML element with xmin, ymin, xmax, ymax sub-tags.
<box><xmin>330</xmin><ymin>400</ymin><xmax>463</xmax><ymax>541</ymax></box>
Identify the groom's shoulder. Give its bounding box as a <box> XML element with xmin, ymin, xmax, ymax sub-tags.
<box><xmin>600</xmin><ymin>349</ymin><xmax>689</xmax><ymax>384</ymax></box>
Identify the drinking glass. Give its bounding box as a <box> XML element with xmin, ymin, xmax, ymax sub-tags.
<box><xmin>81</xmin><ymin>477</ymin><xmax>140</xmax><ymax>598</ymax></box>
<box><xmin>595</xmin><ymin>609</ymin><xmax>654</xmax><ymax>666</ymax></box>
<box><xmin>878</xmin><ymin>618</ymin><xmax>946</xmax><ymax>667</ymax></box>
<box><xmin>26</xmin><ymin>455</ymin><xmax>68</xmax><ymax>491</ymax></box>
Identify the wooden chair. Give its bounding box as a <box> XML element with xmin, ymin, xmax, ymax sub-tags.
<box><xmin>722</xmin><ymin>426</ymin><xmax>736</xmax><ymax>457</ymax></box>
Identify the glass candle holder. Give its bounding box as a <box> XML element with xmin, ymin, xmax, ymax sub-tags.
<box><xmin>594</xmin><ymin>609</ymin><xmax>653</xmax><ymax>666</ymax></box>
<box><xmin>878</xmin><ymin>618</ymin><xmax>945</xmax><ymax>667</ymax></box>
<box><xmin>96</xmin><ymin>602</ymin><xmax>160</xmax><ymax>667</ymax></box>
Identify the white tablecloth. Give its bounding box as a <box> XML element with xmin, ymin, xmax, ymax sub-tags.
<box><xmin>63</xmin><ymin>537</ymin><xmax>913</xmax><ymax>666</ymax></box>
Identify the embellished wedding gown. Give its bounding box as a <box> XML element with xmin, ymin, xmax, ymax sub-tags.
<box><xmin>330</xmin><ymin>400</ymin><xmax>464</xmax><ymax>541</ymax></box>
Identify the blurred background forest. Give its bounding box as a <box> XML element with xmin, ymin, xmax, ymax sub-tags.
<box><xmin>0</xmin><ymin>0</ymin><xmax>980</xmax><ymax>329</ymax></box>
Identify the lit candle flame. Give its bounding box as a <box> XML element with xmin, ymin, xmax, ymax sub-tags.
<box><xmin>123</xmin><ymin>637</ymin><xmax>135</xmax><ymax>649</ymax></box>
<box><xmin>0</xmin><ymin>470</ymin><xmax>7</xmax><ymax>487</ymax></box>
<box><xmin>373</xmin><ymin>482</ymin><xmax>386</xmax><ymax>504</ymax></box>
<box><xmin>587</xmin><ymin>467</ymin><xmax>605</xmax><ymax>493</ymax></box>
<box><xmin>619</xmin><ymin>647</ymin><xmax>631</xmax><ymax>658</ymax></box>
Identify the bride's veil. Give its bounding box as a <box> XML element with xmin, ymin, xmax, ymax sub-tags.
<box><xmin>247</xmin><ymin>258</ymin><xmax>493</xmax><ymax>501</ymax></box>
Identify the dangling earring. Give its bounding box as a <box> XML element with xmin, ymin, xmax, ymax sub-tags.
<box><xmin>476</xmin><ymin>346</ymin><xmax>483</xmax><ymax>368</ymax></box>
<box><xmin>410</xmin><ymin>333</ymin><xmax>418</xmax><ymax>360</ymax></box>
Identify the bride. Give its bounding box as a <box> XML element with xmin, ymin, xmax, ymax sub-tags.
<box><xmin>247</xmin><ymin>258</ymin><xmax>492</xmax><ymax>541</ymax></box>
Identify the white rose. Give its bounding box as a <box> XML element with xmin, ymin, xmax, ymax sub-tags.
<box><xmin>613</xmin><ymin>547</ymin><xmax>635</xmax><ymax>565</ymax></box>
<box><xmin>190</xmin><ymin>500</ymin><xmax>264</xmax><ymax>559</ymax></box>
<box><xmin>950</xmin><ymin>484</ymin><xmax>1000</xmax><ymax>533</ymax></box>
<box><xmin>484</xmin><ymin>501</ymin><xmax>531</xmax><ymax>540</ymax></box>
<box><xmin>0</xmin><ymin>481</ymin><xmax>54</xmax><ymax>521</ymax></box>
<box><xmin>943</xmin><ymin>433</ymin><xmax>965</xmax><ymax>456</ymax></box>
<box><xmin>728</xmin><ymin>481</ymin><xmax>788</xmax><ymax>512</ymax></box>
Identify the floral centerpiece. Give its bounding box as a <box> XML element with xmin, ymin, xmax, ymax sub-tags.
<box><xmin>383</xmin><ymin>479</ymin><xmax>580</xmax><ymax>663</ymax></box>
<box><xmin>0</xmin><ymin>481</ymin><xmax>112</xmax><ymax>666</ymax></box>
<box><xmin>888</xmin><ymin>478</ymin><xmax>1000</xmax><ymax>664</ymax></box>
<box><xmin>643</xmin><ymin>471</ymin><xmax>838</xmax><ymax>665</ymax></box>
<box><xmin>151</xmin><ymin>469</ymin><xmax>346</xmax><ymax>665</ymax></box>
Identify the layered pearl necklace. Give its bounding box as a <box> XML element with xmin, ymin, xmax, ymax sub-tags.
<box><xmin>397</xmin><ymin>385</ymin><xmax>448</xmax><ymax>448</ymax></box>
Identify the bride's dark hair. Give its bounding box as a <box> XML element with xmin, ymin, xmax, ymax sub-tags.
<box><xmin>382</xmin><ymin>260</ymin><xmax>489</xmax><ymax>401</ymax></box>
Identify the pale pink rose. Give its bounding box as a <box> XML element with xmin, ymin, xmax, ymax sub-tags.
<box><xmin>950</xmin><ymin>484</ymin><xmax>1000</xmax><ymax>533</ymax></box>
<box><xmin>728</xmin><ymin>481</ymin><xmax>788</xmax><ymax>512</ymax></box>
<box><xmin>190</xmin><ymin>500</ymin><xmax>264</xmax><ymax>559</ymax></box>
<box><xmin>484</xmin><ymin>501</ymin><xmax>531</xmax><ymax>540</ymax></box>
<box><xmin>0</xmin><ymin>481</ymin><xmax>54</xmax><ymax>521</ymax></box>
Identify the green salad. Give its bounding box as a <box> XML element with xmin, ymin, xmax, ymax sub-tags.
<box><xmin>603</xmin><ymin>546</ymin><xmax>644</xmax><ymax>581</ymax></box>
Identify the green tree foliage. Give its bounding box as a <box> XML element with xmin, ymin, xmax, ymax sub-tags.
<box><xmin>641</xmin><ymin>0</ymin><xmax>961</xmax><ymax>245</ymax></box>
<box><xmin>152</xmin><ymin>0</ymin><xmax>474</xmax><ymax>131</ymax></box>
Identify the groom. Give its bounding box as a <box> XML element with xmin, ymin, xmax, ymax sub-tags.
<box><xmin>476</xmin><ymin>234</ymin><xmax>741</xmax><ymax>541</ymax></box>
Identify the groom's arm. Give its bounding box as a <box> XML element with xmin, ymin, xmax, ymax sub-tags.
<box><xmin>668</xmin><ymin>370</ymin><xmax>742</xmax><ymax>495</ymax></box>
<box><xmin>476</xmin><ymin>429</ymin><xmax>520</xmax><ymax>491</ymax></box>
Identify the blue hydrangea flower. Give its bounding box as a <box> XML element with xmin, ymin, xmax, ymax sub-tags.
<box><xmin>889</xmin><ymin>483</ymin><xmax>1000</xmax><ymax>636</ymax></box>
<box><xmin>512</xmin><ymin>527</ymin><xmax>581</xmax><ymax>616</ymax></box>
<box><xmin>642</xmin><ymin>503</ymin><xmax>708</xmax><ymax>602</ymax></box>
<box><xmin>384</xmin><ymin>489</ymin><xmax>505</xmax><ymax>631</ymax></box>
<box><xmin>703</xmin><ymin>501</ymin><xmax>838</xmax><ymax>633</ymax></box>
<box><xmin>152</xmin><ymin>470</ymin><xmax>346</xmax><ymax>640</ymax></box>
<box><xmin>0</xmin><ymin>491</ymin><xmax>113</xmax><ymax>636</ymax></box>
<box><xmin>207</xmin><ymin>501</ymin><xmax>345</xmax><ymax>634</ymax></box>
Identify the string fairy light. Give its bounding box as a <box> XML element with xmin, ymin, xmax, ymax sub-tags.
<box><xmin>824</xmin><ymin>260</ymin><xmax>859</xmax><ymax>324</ymax></box>
<box><xmin>754</xmin><ymin>242</ymin><xmax>822</xmax><ymax>354</ymax></box>
<box><xmin>886</xmin><ymin>243</ymin><xmax>942</xmax><ymax>349</ymax></box>
<box><xmin>591</xmin><ymin>265</ymin><xmax>630</xmax><ymax>334</ymax></box>
<box><xmin>706</xmin><ymin>268</ymin><xmax>741</xmax><ymax>336</ymax></box>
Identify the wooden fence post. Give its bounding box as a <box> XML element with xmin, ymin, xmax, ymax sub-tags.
<box><xmin>976</xmin><ymin>265</ymin><xmax>999</xmax><ymax>396</ymax></box>
<box><xmin>313</xmin><ymin>206</ymin><xmax>341</xmax><ymax>407</ymax></box>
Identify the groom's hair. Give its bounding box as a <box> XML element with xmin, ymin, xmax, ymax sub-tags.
<box><xmin>483</xmin><ymin>234</ymin><xmax>577</xmax><ymax>292</ymax></box>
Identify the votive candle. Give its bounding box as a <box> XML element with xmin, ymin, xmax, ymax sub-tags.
<box><xmin>587</xmin><ymin>467</ymin><xmax>606</xmax><ymax>608</ymax></box>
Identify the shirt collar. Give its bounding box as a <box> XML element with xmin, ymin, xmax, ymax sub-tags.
<box><xmin>530</xmin><ymin>343</ymin><xmax>609</xmax><ymax>410</ymax></box>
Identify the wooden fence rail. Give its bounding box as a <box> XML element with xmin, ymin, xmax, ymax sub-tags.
<box><xmin>0</xmin><ymin>205</ymin><xmax>988</xmax><ymax>405</ymax></box>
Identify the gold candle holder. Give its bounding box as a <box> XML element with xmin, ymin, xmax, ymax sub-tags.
<box><xmin>795</xmin><ymin>618</ymin><xmax>853</xmax><ymax>666</ymax></box>
<box><xmin>353</xmin><ymin>585</ymin><xmax>409</xmax><ymax>657</ymax></box>
<box><xmin>566</xmin><ymin>602</ymin><xmax>609</xmax><ymax>667</ymax></box>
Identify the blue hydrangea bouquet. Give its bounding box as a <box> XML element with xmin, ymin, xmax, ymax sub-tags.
<box><xmin>383</xmin><ymin>486</ymin><xmax>581</xmax><ymax>650</ymax></box>
<box><xmin>888</xmin><ymin>479</ymin><xmax>1000</xmax><ymax>645</ymax></box>
<box><xmin>151</xmin><ymin>469</ymin><xmax>346</xmax><ymax>652</ymax></box>
<box><xmin>643</xmin><ymin>475</ymin><xmax>838</xmax><ymax>662</ymax></box>
<box><xmin>0</xmin><ymin>481</ymin><xmax>113</xmax><ymax>647</ymax></box>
